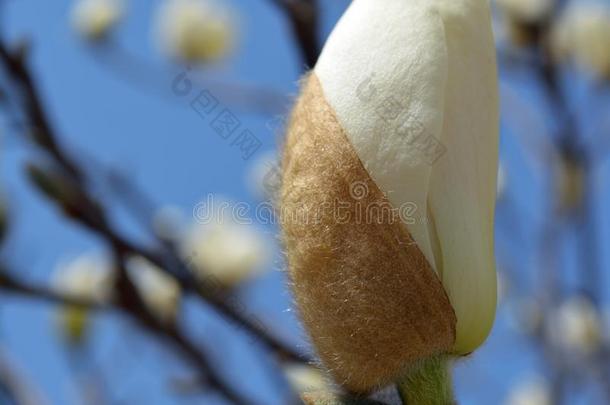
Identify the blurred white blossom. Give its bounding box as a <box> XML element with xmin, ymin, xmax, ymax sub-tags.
<box><xmin>126</xmin><ymin>256</ymin><xmax>181</xmax><ymax>323</ymax></box>
<box><xmin>53</xmin><ymin>253</ymin><xmax>114</xmax><ymax>303</ymax></box>
<box><xmin>505</xmin><ymin>376</ymin><xmax>551</xmax><ymax>405</ymax></box>
<box><xmin>550</xmin><ymin>295</ymin><xmax>602</xmax><ymax>355</ymax></box>
<box><xmin>602</xmin><ymin>307</ymin><xmax>610</xmax><ymax>345</ymax></box>
<box><xmin>71</xmin><ymin>0</ymin><xmax>124</xmax><ymax>41</ymax></box>
<box><xmin>182</xmin><ymin>215</ymin><xmax>271</xmax><ymax>287</ymax></box>
<box><xmin>552</xmin><ymin>3</ymin><xmax>610</xmax><ymax>78</ymax></box>
<box><xmin>53</xmin><ymin>253</ymin><xmax>114</xmax><ymax>343</ymax></box>
<box><xmin>155</xmin><ymin>0</ymin><xmax>236</xmax><ymax>63</ymax></box>
<box><xmin>246</xmin><ymin>151</ymin><xmax>280</xmax><ymax>202</ymax></box>
<box><xmin>284</xmin><ymin>363</ymin><xmax>329</xmax><ymax>394</ymax></box>
<box><xmin>496</xmin><ymin>0</ymin><xmax>554</xmax><ymax>24</ymax></box>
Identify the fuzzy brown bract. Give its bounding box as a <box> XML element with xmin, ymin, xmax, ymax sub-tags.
<box><xmin>280</xmin><ymin>74</ymin><xmax>457</xmax><ymax>393</ymax></box>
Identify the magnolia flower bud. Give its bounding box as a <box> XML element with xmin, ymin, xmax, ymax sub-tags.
<box><xmin>549</xmin><ymin>295</ymin><xmax>602</xmax><ymax>355</ymax></box>
<box><xmin>284</xmin><ymin>363</ymin><xmax>330</xmax><ymax>395</ymax></box>
<box><xmin>495</xmin><ymin>0</ymin><xmax>554</xmax><ymax>25</ymax></box>
<box><xmin>494</xmin><ymin>0</ymin><xmax>553</xmax><ymax>47</ymax></box>
<box><xmin>155</xmin><ymin>0</ymin><xmax>236</xmax><ymax>64</ymax></box>
<box><xmin>281</xmin><ymin>0</ymin><xmax>499</xmax><ymax>392</ymax></box>
<box><xmin>552</xmin><ymin>3</ymin><xmax>610</xmax><ymax>78</ymax></box>
<box><xmin>53</xmin><ymin>253</ymin><xmax>114</xmax><ymax>304</ymax></box>
<box><xmin>126</xmin><ymin>256</ymin><xmax>181</xmax><ymax>324</ymax></box>
<box><xmin>53</xmin><ymin>253</ymin><xmax>114</xmax><ymax>343</ymax></box>
<box><xmin>505</xmin><ymin>376</ymin><xmax>551</xmax><ymax>405</ymax></box>
<box><xmin>71</xmin><ymin>0</ymin><xmax>124</xmax><ymax>41</ymax></box>
<box><xmin>182</xmin><ymin>208</ymin><xmax>272</xmax><ymax>288</ymax></box>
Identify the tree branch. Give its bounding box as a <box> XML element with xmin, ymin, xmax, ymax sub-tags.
<box><xmin>0</xmin><ymin>269</ymin><xmax>102</xmax><ymax>309</ymax></box>
<box><xmin>0</xmin><ymin>38</ymin><xmax>307</xmax><ymax>364</ymax></box>
<box><xmin>267</xmin><ymin>0</ymin><xmax>321</xmax><ymax>68</ymax></box>
<box><xmin>0</xmin><ymin>264</ymin><xmax>256</xmax><ymax>405</ymax></box>
<box><xmin>0</xmin><ymin>35</ymin><xmax>308</xmax><ymax>404</ymax></box>
<box><xmin>0</xmin><ymin>348</ymin><xmax>48</xmax><ymax>405</ymax></box>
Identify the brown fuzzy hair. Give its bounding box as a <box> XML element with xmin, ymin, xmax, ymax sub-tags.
<box><xmin>280</xmin><ymin>73</ymin><xmax>457</xmax><ymax>393</ymax></box>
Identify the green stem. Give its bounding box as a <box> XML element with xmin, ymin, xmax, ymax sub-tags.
<box><xmin>396</xmin><ymin>356</ymin><xmax>455</xmax><ymax>405</ymax></box>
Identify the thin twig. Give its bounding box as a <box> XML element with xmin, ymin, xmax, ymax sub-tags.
<box><xmin>0</xmin><ymin>39</ymin><xmax>307</xmax><ymax>365</ymax></box>
<box><xmin>87</xmin><ymin>40</ymin><xmax>290</xmax><ymax>115</ymax></box>
<box><xmin>0</xmin><ymin>35</ymin><xmax>309</xmax><ymax>405</ymax></box>
<box><xmin>0</xmin><ymin>269</ymin><xmax>102</xmax><ymax>309</ymax></box>
<box><xmin>111</xmin><ymin>252</ymin><xmax>256</xmax><ymax>405</ymax></box>
<box><xmin>0</xmin><ymin>44</ymin><xmax>83</xmax><ymax>183</ymax></box>
<box><xmin>0</xmin><ymin>348</ymin><xmax>48</xmax><ymax>405</ymax></box>
<box><xmin>267</xmin><ymin>0</ymin><xmax>321</xmax><ymax>68</ymax></box>
<box><xmin>0</xmin><ymin>264</ymin><xmax>254</xmax><ymax>405</ymax></box>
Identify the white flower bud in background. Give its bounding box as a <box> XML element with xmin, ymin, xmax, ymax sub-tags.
<box><xmin>182</xmin><ymin>215</ymin><xmax>271</xmax><ymax>288</ymax></box>
<box><xmin>53</xmin><ymin>253</ymin><xmax>114</xmax><ymax>303</ymax></box>
<box><xmin>246</xmin><ymin>151</ymin><xmax>281</xmax><ymax>202</ymax></box>
<box><xmin>126</xmin><ymin>256</ymin><xmax>181</xmax><ymax>323</ymax></box>
<box><xmin>505</xmin><ymin>376</ymin><xmax>551</xmax><ymax>405</ymax></box>
<box><xmin>52</xmin><ymin>253</ymin><xmax>114</xmax><ymax>343</ymax></box>
<box><xmin>283</xmin><ymin>363</ymin><xmax>330</xmax><ymax>394</ymax></box>
<box><xmin>71</xmin><ymin>0</ymin><xmax>124</xmax><ymax>42</ymax></box>
<box><xmin>552</xmin><ymin>3</ymin><xmax>610</xmax><ymax>78</ymax></box>
<box><xmin>549</xmin><ymin>295</ymin><xmax>602</xmax><ymax>355</ymax></box>
<box><xmin>602</xmin><ymin>307</ymin><xmax>610</xmax><ymax>345</ymax></box>
<box><xmin>155</xmin><ymin>0</ymin><xmax>236</xmax><ymax>64</ymax></box>
<box><xmin>495</xmin><ymin>0</ymin><xmax>554</xmax><ymax>24</ymax></box>
<box><xmin>494</xmin><ymin>0</ymin><xmax>554</xmax><ymax>46</ymax></box>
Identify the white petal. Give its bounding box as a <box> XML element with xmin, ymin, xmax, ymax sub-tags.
<box><xmin>428</xmin><ymin>0</ymin><xmax>499</xmax><ymax>353</ymax></box>
<box><xmin>316</xmin><ymin>0</ymin><xmax>449</xmax><ymax>271</ymax></box>
<box><xmin>316</xmin><ymin>0</ymin><xmax>499</xmax><ymax>354</ymax></box>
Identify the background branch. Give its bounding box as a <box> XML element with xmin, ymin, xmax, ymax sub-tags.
<box><xmin>0</xmin><ymin>36</ymin><xmax>306</xmax><ymax>404</ymax></box>
<box><xmin>0</xmin><ymin>348</ymin><xmax>47</xmax><ymax>405</ymax></box>
<box><xmin>267</xmin><ymin>0</ymin><xmax>321</xmax><ymax>67</ymax></box>
<box><xmin>0</xmin><ymin>263</ymin><xmax>256</xmax><ymax>405</ymax></box>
